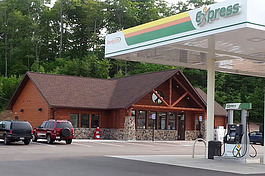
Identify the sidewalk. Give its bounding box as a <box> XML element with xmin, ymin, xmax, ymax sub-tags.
<box><xmin>108</xmin><ymin>155</ymin><xmax>265</xmax><ymax>175</ymax></box>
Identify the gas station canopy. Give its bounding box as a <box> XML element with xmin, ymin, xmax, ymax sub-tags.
<box><xmin>105</xmin><ymin>0</ymin><xmax>265</xmax><ymax>78</ymax></box>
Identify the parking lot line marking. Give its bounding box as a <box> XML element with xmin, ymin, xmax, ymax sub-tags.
<box><xmin>153</xmin><ymin>143</ymin><xmax>178</xmax><ymax>147</ymax></box>
<box><xmin>72</xmin><ymin>143</ymin><xmax>93</xmax><ymax>147</ymax></box>
<box><xmin>181</xmin><ymin>144</ymin><xmax>192</xmax><ymax>147</ymax></box>
<box><xmin>32</xmin><ymin>142</ymin><xmax>56</xmax><ymax>147</ymax></box>
<box><xmin>125</xmin><ymin>143</ymin><xmax>154</xmax><ymax>147</ymax></box>
<box><xmin>98</xmin><ymin>142</ymin><xmax>125</xmax><ymax>148</ymax></box>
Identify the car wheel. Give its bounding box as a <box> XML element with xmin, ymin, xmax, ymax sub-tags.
<box><xmin>4</xmin><ymin>135</ymin><xmax>10</xmax><ymax>145</ymax></box>
<box><xmin>24</xmin><ymin>139</ymin><xmax>30</xmax><ymax>145</ymax></box>
<box><xmin>47</xmin><ymin>135</ymin><xmax>54</xmax><ymax>144</ymax></box>
<box><xmin>32</xmin><ymin>133</ymin><xmax>38</xmax><ymax>142</ymax></box>
<box><xmin>65</xmin><ymin>139</ymin><xmax>72</xmax><ymax>144</ymax></box>
<box><xmin>61</xmin><ymin>127</ymin><xmax>71</xmax><ymax>138</ymax></box>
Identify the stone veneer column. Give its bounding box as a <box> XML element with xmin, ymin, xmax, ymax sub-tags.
<box><xmin>201</xmin><ymin>120</ymin><xmax>207</xmax><ymax>140</ymax></box>
<box><xmin>123</xmin><ymin>116</ymin><xmax>136</xmax><ymax>140</ymax></box>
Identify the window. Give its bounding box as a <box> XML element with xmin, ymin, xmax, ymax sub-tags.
<box><xmin>168</xmin><ymin>113</ymin><xmax>176</xmax><ymax>130</ymax></box>
<box><xmin>49</xmin><ymin>121</ymin><xmax>55</xmax><ymax>129</ymax></box>
<box><xmin>40</xmin><ymin>121</ymin><xmax>46</xmax><ymax>128</ymax></box>
<box><xmin>148</xmin><ymin>111</ymin><xmax>156</xmax><ymax>129</ymax></box>
<box><xmin>70</xmin><ymin>114</ymin><xmax>79</xmax><ymax>128</ymax></box>
<box><xmin>15</xmin><ymin>116</ymin><xmax>18</xmax><ymax>120</ymax></box>
<box><xmin>137</xmin><ymin>111</ymin><xmax>146</xmax><ymax>129</ymax></box>
<box><xmin>131</xmin><ymin>110</ymin><xmax>136</xmax><ymax>117</ymax></box>
<box><xmin>158</xmin><ymin>112</ymin><xmax>166</xmax><ymax>130</ymax></box>
<box><xmin>91</xmin><ymin>114</ymin><xmax>100</xmax><ymax>128</ymax></box>
<box><xmin>44</xmin><ymin>121</ymin><xmax>50</xmax><ymax>128</ymax></box>
<box><xmin>4</xmin><ymin>122</ymin><xmax>11</xmax><ymax>130</ymax></box>
<box><xmin>0</xmin><ymin>122</ymin><xmax>4</xmax><ymax>129</ymax></box>
<box><xmin>152</xmin><ymin>91</ymin><xmax>164</xmax><ymax>104</ymax></box>
<box><xmin>81</xmin><ymin>114</ymin><xmax>89</xmax><ymax>128</ymax></box>
<box><xmin>195</xmin><ymin>115</ymin><xmax>203</xmax><ymax>130</ymax></box>
<box><xmin>12</xmin><ymin>122</ymin><xmax>31</xmax><ymax>130</ymax></box>
<box><xmin>56</xmin><ymin>122</ymin><xmax>73</xmax><ymax>128</ymax></box>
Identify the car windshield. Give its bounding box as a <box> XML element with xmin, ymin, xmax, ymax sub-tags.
<box><xmin>56</xmin><ymin>122</ymin><xmax>73</xmax><ymax>128</ymax></box>
<box><xmin>12</xmin><ymin>122</ymin><xmax>32</xmax><ymax>130</ymax></box>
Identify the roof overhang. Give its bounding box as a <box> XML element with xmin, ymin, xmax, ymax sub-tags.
<box><xmin>105</xmin><ymin>0</ymin><xmax>265</xmax><ymax>77</ymax></box>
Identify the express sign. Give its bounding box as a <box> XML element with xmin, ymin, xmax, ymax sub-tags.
<box><xmin>196</xmin><ymin>3</ymin><xmax>240</xmax><ymax>26</ymax></box>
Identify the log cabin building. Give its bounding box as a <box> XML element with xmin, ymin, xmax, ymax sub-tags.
<box><xmin>6</xmin><ymin>69</ymin><xmax>227</xmax><ymax>140</ymax></box>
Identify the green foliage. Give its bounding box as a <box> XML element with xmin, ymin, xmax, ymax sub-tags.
<box><xmin>130</xmin><ymin>62</ymin><xmax>178</xmax><ymax>75</ymax></box>
<box><xmin>0</xmin><ymin>76</ymin><xmax>22</xmax><ymax>111</ymax></box>
<box><xmin>0</xmin><ymin>0</ymin><xmax>263</xmax><ymax>124</ymax></box>
<box><xmin>105</xmin><ymin>0</ymin><xmax>174</xmax><ymax>32</ymax></box>
<box><xmin>182</xmin><ymin>69</ymin><xmax>265</xmax><ymax>123</ymax></box>
<box><xmin>172</xmin><ymin>0</ymin><xmax>215</xmax><ymax>13</ymax></box>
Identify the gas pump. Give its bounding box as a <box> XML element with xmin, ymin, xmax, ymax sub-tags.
<box><xmin>224</xmin><ymin>124</ymin><xmax>243</xmax><ymax>144</ymax></box>
<box><xmin>223</xmin><ymin>103</ymin><xmax>253</xmax><ymax>158</ymax></box>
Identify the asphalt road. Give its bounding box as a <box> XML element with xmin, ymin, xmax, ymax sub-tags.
<box><xmin>0</xmin><ymin>156</ymin><xmax>251</xmax><ymax>176</ymax></box>
<box><xmin>0</xmin><ymin>140</ymin><xmax>264</xmax><ymax>176</ymax></box>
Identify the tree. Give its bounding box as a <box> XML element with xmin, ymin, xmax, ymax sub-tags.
<box><xmin>0</xmin><ymin>75</ymin><xmax>22</xmax><ymax>111</ymax></box>
<box><xmin>171</xmin><ymin>0</ymin><xmax>215</xmax><ymax>13</ymax></box>
<box><xmin>105</xmin><ymin>0</ymin><xmax>174</xmax><ymax>33</ymax></box>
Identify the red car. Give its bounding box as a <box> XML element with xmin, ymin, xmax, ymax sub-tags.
<box><xmin>33</xmin><ymin>120</ymin><xmax>74</xmax><ymax>144</ymax></box>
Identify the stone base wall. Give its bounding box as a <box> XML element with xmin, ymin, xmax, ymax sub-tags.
<box><xmin>74</xmin><ymin>128</ymin><xmax>125</xmax><ymax>140</ymax></box>
<box><xmin>136</xmin><ymin>129</ymin><xmax>178</xmax><ymax>140</ymax></box>
<box><xmin>201</xmin><ymin>120</ymin><xmax>206</xmax><ymax>140</ymax></box>
<box><xmin>185</xmin><ymin>130</ymin><xmax>201</xmax><ymax>140</ymax></box>
<box><xmin>74</xmin><ymin>128</ymin><xmax>95</xmax><ymax>139</ymax></box>
<box><xmin>74</xmin><ymin>128</ymin><xmax>201</xmax><ymax>141</ymax></box>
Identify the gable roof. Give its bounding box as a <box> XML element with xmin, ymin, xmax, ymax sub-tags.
<box><xmin>6</xmin><ymin>69</ymin><xmax>226</xmax><ymax>116</ymax></box>
<box><xmin>195</xmin><ymin>88</ymin><xmax>227</xmax><ymax>117</ymax></box>
<box><xmin>109</xmin><ymin>69</ymin><xmax>179</xmax><ymax>109</ymax></box>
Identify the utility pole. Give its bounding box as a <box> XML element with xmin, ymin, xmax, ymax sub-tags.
<box><xmin>59</xmin><ymin>0</ymin><xmax>63</xmax><ymax>58</ymax></box>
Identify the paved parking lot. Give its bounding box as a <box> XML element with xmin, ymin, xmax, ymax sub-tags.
<box><xmin>0</xmin><ymin>140</ymin><xmax>264</xmax><ymax>176</ymax></box>
<box><xmin>0</xmin><ymin>139</ymin><xmax>207</xmax><ymax>161</ymax></box>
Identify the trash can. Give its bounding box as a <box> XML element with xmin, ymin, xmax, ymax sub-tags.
<box><xmin>208</xmin><ymin>141</ymin><xmax>221</xmax><ymax>159</ymax></box>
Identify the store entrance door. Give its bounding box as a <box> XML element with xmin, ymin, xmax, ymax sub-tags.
<box><xmin>178</xmin><ymin>113</ymin><xmax>185</xmax><ymax>140</ymax></box>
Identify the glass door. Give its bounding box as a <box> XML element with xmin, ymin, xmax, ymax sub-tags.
<box><xmin>178</xmin><ymin>113</ymin><xmax>185</xmax><ymax>140</ymax></box>
<box><xmin>158</xmin><ymin>112</ymin><xmax>166</xmax><ymax>130</ymax></box>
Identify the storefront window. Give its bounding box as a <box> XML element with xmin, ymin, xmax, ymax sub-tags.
<box><xmin>195</xmin><ymin>115</ymin><xmax>202</xmax><ymax>130</ymax></box>
<box><xmin>158</xmin><ymin>112</ymin><xmax>166</xmax><ymax>130</ymax></box>
<box><xmin>70</xmin><ymin>114</ymin><xmax>79</xmax><ymax>128</ymax></box>
<box><xmin>137</xmin><ymin>111</ymin><xmax>146</xmax><ymax>129</ymax></box>
<box><xmin>81</xmin><ymin>114</ymin><xmax>89</xmax><ymax>128</ymax></box>
<box><xmin>168</xmin><ymin>113</ymin><xmax>176</xmax><ymax>130</ymax></box>
<box><xmin>148</xmin><ymin>111</ymin><xmax>156</xmax><ymax>129</ymax></box>
<box><xmin>91</xmin><ymin>114</ymin><xmax>100</xmax><ymax>128</ymax></box>
<box><xmin>131</xmin><ymin>110</ymin><xmax>136</xmax><ymax>117</ymax></box>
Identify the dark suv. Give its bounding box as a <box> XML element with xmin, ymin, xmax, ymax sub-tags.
<box><xmin>0</xmin><ymin>120</ymin><xmax>33</xmax><ymax>145</ymax></box>
<box><xmin>33</xmin><ymin>120</ymin><xmax>74</xmax><ymax>144</ymax></box>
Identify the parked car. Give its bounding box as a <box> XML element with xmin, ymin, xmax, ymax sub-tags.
<box><xmin>33</xmin><ymin>120</ymin><xmax>74</xmax><ymax>144</ymax></box>
<box><xmin>249</xmin><ymin>131</ymin><xmax>262</xmax><ymax>144</ymax></box>
<box><xmin>0</xmin><ymin>120</ymin><xmax>33</xmax><ymax>145</ymax></box>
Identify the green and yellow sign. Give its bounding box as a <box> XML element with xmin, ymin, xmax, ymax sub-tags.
<box><xmin>196</xmin><ymin>3</ymin><xmax>240</xmax><ymax>26</ymax></box>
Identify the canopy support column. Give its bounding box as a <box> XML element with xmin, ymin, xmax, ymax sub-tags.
<box><xmin>263</xmin><ymin>87</ymin><xmax>265</xmax><ymax>164</ymax></box>
<box><xmin>206</xmin><ymin>36</ymin><xmax>216</xmax><ymax>146</ymax></box>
